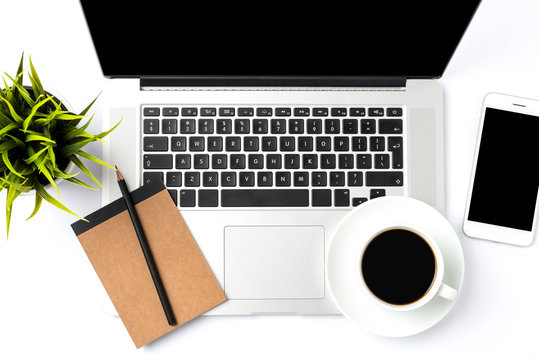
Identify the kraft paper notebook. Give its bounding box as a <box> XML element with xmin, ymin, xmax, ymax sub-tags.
<box><xmin>71</xmin><ymin>180</ymin><xmax>227</xmax><ymax>348</ymax></box>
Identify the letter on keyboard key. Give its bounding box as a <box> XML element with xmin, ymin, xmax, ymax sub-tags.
<box><xmin>221</xmin><ymin>190</ymin><xmax>309</xmax><ymax>207</ymax></box>
<box><xmin>143</xmin><ymin>154</ymin><xmax>172</xmax><ymax>169</ymax></box>
<box><xmin>366</xmin><ymin>171</ymin><xmax>403</xmax><ymax>186</ymax></box>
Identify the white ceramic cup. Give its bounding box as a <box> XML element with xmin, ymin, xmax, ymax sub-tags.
<box><xmin>356</xmin><ymin>226</ymin><xmax>458</xmax><ymax>312</ymax></box>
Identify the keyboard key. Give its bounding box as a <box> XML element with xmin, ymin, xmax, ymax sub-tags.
<box><xmin>162</xmin><ymin>118</ymin><xmax>177</xmax><ymax>134</ymax></box>
<box><xmin>266</xmin><ymin>154</ymin><xmax>282</xmax><ymax>169</ymax></box>
<box><xmin>331</xmin><ymin>108</ymin><xmax>347</xmax><ymax>117</ymax></box>
<box><xmin>325</xmin><ymin>119</ymin><xmax>340</xmax><ymax>134</ymax></box>
<box><xmin>271</xmin><ymin>119</ymin><xmax>286</xmax><ymax>134</ymax></box>
<box><xmin>143</xmin><ymin>119</ymin><xmax>159</xmax><ymax>134</ymax></box>
<box><xmin>181</xmin><ymin>107</ymin><xmax>197</xmax><ymax>116</ymax></box>
<box><xmin>334</xmin><ymin>137</ymin><xmax>349</xmax><ymax>151</ymax></box>
<box><xmin>180</xmin><ymin>190</ymin><xmax>196</xmax><ymax>207</ymax></box>
<box><xmin>198</xmin><ymin>119</ymin><xmax>214</xmax><ymax>134</ymax></box>
<box><xmin>275</xmin><ymin>108</ymin><xmax>292</xmax><ymax>117</ymax></box>
<box><xmin>235</xmin><ymin>119</ymin><xmax>250</xmax><ymax>134</ymax></box>
<box><xmin>207</xmin><ymin>136</ymin><xmax>223</xmax><ymax>151</ymax></box>
<box><xmin>352</xmin><ymin>197</ymin><xmax>368</xmax><ymax>206</ymax></box>
<box><xmin>171</xmin><ymin>136</ymin><xmax>187</xmax><ymax>151</ymax></box>
<box><xmin>361</xmin><ymin>119</ymin><xmax>376</xmax><ymax>134</ymax></box>
<box><xmin>316</xmin><ymin>137</ymin><xmax>331</xmax><ymax>151</ymax></box>
<box><xmin>289</xmin><ymin>119</ymin><xmax>304</xmax><ymax>134</ymax></box>
<box><xmin>200</xmin><ymin>107</ymin><xmax>217</xmax><ymax>116</ymax></box>
<box><xmin>379</xmin><ymin>119</ymin><xmax>403</xmax><ymax>134</ymax></box>
<box><xmin>221</xmin><ymin>189</ymin><xmax>309</xmax><ymax>207</ymax></box>
<box><xmin>203</xmin><ymin>172</ymin><xmax>219</xmax><ymax>187</ymax></box>
<box><xmin>280</xmin><ymin>137</ymin><xmax>295</xmax><ymax>151</ymax></box>
<box><xmin>312</xmin><ymin>189</ymin><xmax>331</xmax><ymax>207</ymax></box>
<box><xmin>321</xmin><ymin>154</ymin><xmax>336</xmax><ymax>169</ymax></box>
<box><xmin>387</xmin><ymin>108</ymin><xmax>403</xmax><ymax>117</ymax></box>
<box><xmin>357</xmin><ymin>154</ymin><xmax>372</xmax><ymax>169</ymax></box>
<box><xmin>244</xmin><ymin>137</ymin><xmax>259</xmax><ymax>151</ymax></box>
<box><xmin>370</xmin><ymin>189</ymin><xmax>386</xmax><ymax>199</ymax></box>
<box><xmin>198</xmin><ymin>190</ymin><xmax>218</xmax><ymax>207</ymax></box>
<box><xmin>258</xmin><ymin>172</ymin><xmax>273</xmax><ymax>186</ymax></box>
<box><xmin>163</xmin><ymin>107</ymin><xmax>179</xmax><ymax>116</ymax></box>
<box><xmin>275</xmin><ymin>171</ymin><xmax>292</xmax><ymax>186</ymax></box>
<box><xmin>256</xmin><ymin>108</ymin><xmax>273</xmax><ymax>116</ymax></box>
<box><xmin>262</xmin><ymin>137</ymin><xmax>278</xmax><ymax>151</ymax></box>
<box><xmin>194</xmin><ymin>154</ymin><xmax>209</xmax><ymax>169</ymax></box>
<box><xmin>388</xmin><ymin>136</ymin><xmax>404</xmax><ymax>169</ymax></box>
<box><xmin>219</xmin><ymin>107</ymin><xmax>235</xmax><ymax>116</ymax></box>
<box><xmin>312</xmin><ymin>108</ymin><xmax>328</xmax><ymax>116</ymax></box>
<box><xmin>143</xmin><ymin>154</ymin><xmax>173</xmax><ymax>169</ymax></box>
<box><xmin>143</xmin><ymin>137</ymin><xmax>168</xmax><ymax>151</ymax></box>
<box><xmin>348</xmin><ymin>172</ymin><xmax>363</xmax><ymax>186</ymax></box>
<box><xmin>370</xmin><ymin>137</ymin><xmax>385</xmax><ymax>151</ymax></box>
<box><xmin>330</xmin><ymin>172</ymin><xmax>345</xmax><ymax>186</ymax></box>
<box><xmin>334</xmin><ymin>189</ymin><xmax>350</xmax><ymax>206</ymax></box>
<box><xmin>239</xmin><ymin>172</ymin><xmax>255</xmax><ymax>186</ymax></box>
<box><xmin>143</xmin><ymin>172</ymin><xmax>163</xmax><ymax>185</ymax></box>
<box><xmin>248</xmin><ymin>154</ymin><xmax>264</xmax><ymax>169</ymax></box>
<box><xmin>143</xmin><ymin>107</ymin><xmax>160</xmax><ymax>116</ymax></box>
<box><xmin>185</xmin><ymin>172</ymin><xmax>201</xmax><ymax>187</ymax></box>
<box><xmin>166</xmin><ymin>172</ymin><xmax>182</xmax><ymax>187</ymax></box>
<box><xmin>366</xmin><ymin>171</ymin><xmax>404</xmax><ymax>186</ymax></box>
<box><xmin>368</xmin><ymin>108</ymin><xmax>384</xmax><ymax>117</ymax></box>
<box><xmin>343</xmin><ymin>119</ymin><xmax>358</xmax><ymax>134</ymax></box>
<box><xmin>298</xmin><ymin>137</ymin><xmax>313</xmax><ymax>151</ymax></box>
<box><xmin>294</xmin><ymin>107</ymin><xmax>310</xmax><ymax>116</ymax></box>
<box><xmin>374</xmin><ymin>154</ymin><xmax>390</xmax><ymax>169</ymax></box>
<box><xmin>284</xmin><ymin>154</ymin><xmax>299</xmax><ymax>169</ymax></box>
<box><xmin>307</xmin><ymin>119</ymin><xmax>322</xmax><ymax>134</ymax></box>
<box><xmin>253</xmin><ymin>119</ymin><xmax>268</xmax><ymax>134</ymax></box>
<box><xmin>238</xmin><ymin>107</ymin><xmax>254</xmax><ymax>116</ymax></box>
<box><xmin>352</xmin><ymin>136</ymin><xmax>367</xmax><ymax>151</ymax></box>
<box><xmin>212</xmin><ymin>154</ymin><xmax>227</xmax><ymax>169</ymax></box>
<box><xmin>180</xmin><ymin>119</ymin><xmax>196</xmax><ymax>134</ymax></box>
<box><xmin>350</xmin><ymin>108</ymin><xmax>366</xmax><ymax>116</ymax></box>
<box><xmin>303</xmin><ymin>154</ymin><xmax>318</xmax><ymax>169</ymax></box>
<box><xmin>226</xmin><ymin>137</ymin><xmax>241</xmax><ymax>151</ymax></box>
<box><xmin>339</xmin><ymin>154</ymin><xmax>354</xmax><ymax>169</ymax></box>
<box><xmin>176</xmin><ymin>154</ymin><xmax>191</xmax><ymax>169</ymax></box>
<box><xmin>312</xmin><ymin>172</ymin><xmax>327</xmax><ymax>186</ymax></box>
<box><xmin>189</xmin><ymin>137</ymin><xmax>205</xmax><ymax>151</ymax></box>
<box><xmin>230</xmin><ymin>154</ymin><xmax>246</xmax><ymax>169</ymax></box>
<box><xmin>217</xmin><ymin>119</ymin><xmax>232</xmax><ymax>134</ymax></box>
<box><xmin>294</xmin><ymin>172</ymin><xmax>309</xmax><ymax>186</ymax></box>
<box><xmin>221</xmin><ymin>172</ymin><xmax>236</xmax><ymax>187</ymax></box>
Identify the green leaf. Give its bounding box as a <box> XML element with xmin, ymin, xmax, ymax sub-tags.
<box><xmin>0</xmin><ymin>122</ymin><xmax>18</xmax><ymax>137</ymax></box>
<box><xmin>0</xmin><ymin>96</ymin><xmax>23</xmax><ymax>123</ymax></box>
<box><xmin>3</xmin><ymin>73</ymin><xmax>35</xmax><ymax>108</ymax></box>
<box><xmin>25</xmin><ymin>133</ymin><xmax>56</xmax><ymax>143</ymax></box>
<box><xmin>34</xmin><ymin>180</ymin><xmax>86</xmax><ymax>222</ymax></box>
<box><xmin>2</xmin><ymin>151</ymin><xmax>24</xmax><ymax>178</ymax></box>
<box><xmin>65</xmin><ymin>176</ymin><xmax>98</xmax><ymax>191</ymax></box>
<box><xmin>67</xmin><ymin>154</ymin><xmax>102</xmax><ymax>188</ymax></box>
<box><xmin>62</xmin><ymin>114</ymin><xmax>94</xmax><ymax>141</ymax></box>
<box><xmin>22</xmin><ymin>95</ymin><xmax>53</xmax><ymax>131</ymax></box>
<box><xmin>1</xmin><ymin>77</ymin><xmax>15</xmax><ymax>106</ymax></box>
<box><xmin>59</xmin><ymin>137</ymin><xmax>95</xmax><ymax>158</ymax></box>
<box><xmin>0</xmin><ymin>139</ymin><xmax>17</xmax><ymax>153</ymax></box>
<box><xmin>79</xmin><ymin>92</ymin><xmax>101</xmax><ymax>116</ymax></box>
<box><xmin>76</xmin><ymin>150</ymin><xmax>115</xmax><ymax>170</ymax></box>
<box><xmin>16</xmin><ymin>52</ymin><xmax>24</xmax><ymax>80</ymax></box>
<box><xmin>39</xmin><ymin>163</ymin><xmax>60</xmax><ymax>197</ymax></box>
<box><xmin>5</xmin><ymin>184</ymin><xmax>21</xmax><ymax>239</ymax></box>
<box><xmin>54</xmin><ymin>113</ymin><xmax>85</xmax><ymax>121</ymax></box>
<box><xmin>28</xmin><ymin>56</ymin><xmax>44</xmax><ymax>98</ymax></box>
<box><xmin>93</xmin><ymin>117</ymin><xmax>123</xmax><ymax>140</ymax></box>
<box><xmin>26</xmin><ymin>193</ymin><xmax>43</xmax><ymax>221</ymax></box>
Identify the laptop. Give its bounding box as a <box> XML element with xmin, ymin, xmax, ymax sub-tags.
<box><xmin>80</xmin><ymin>1</ymin><xmax>481</xmax><ymax>315</ymax></box>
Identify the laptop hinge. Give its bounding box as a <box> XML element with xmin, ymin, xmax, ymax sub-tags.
<box><xmin>140</xmin><ymin>76</ymin><xmax>406</xmax><ymax>88</ymax></box>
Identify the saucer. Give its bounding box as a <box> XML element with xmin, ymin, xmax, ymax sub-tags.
<box><xmin>326</xmin><ymin>196</ymin><xmax>464</xmax><ymax>337</ymax></box>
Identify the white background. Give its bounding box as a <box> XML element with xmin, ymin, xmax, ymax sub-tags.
<box><xmin>1</xmin><ymin>0</ymin><xmax>539</xmax><ymax>358</ymax></box>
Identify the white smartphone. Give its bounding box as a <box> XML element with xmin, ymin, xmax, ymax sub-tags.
<box><xmin>463</xmin><ymin>93</ymin><xmax>539</xmax><ymax>246</ymax></box>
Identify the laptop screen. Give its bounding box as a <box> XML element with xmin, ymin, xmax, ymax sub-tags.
<box><xmin>80</xmin><ymin>1</ymin><xmax>481</xmax><ymax>80</ymax></box>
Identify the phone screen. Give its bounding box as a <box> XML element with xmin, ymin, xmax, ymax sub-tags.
<box><xmin>468</xmin><ymin>107</ymin><xmax>539</xmax><ymax>231</ymax></box>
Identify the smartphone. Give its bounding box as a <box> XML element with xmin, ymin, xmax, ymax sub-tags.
<box><xmin>463</xmin><ymin>93</ymin><xmax>539</xmax><ymax>246</ymax></box>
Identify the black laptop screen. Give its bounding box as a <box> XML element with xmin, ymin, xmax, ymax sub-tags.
<box><xmin>80</xmin><ymin>1</ymin><xmax>481</xmax><ymax>79</ymax></box>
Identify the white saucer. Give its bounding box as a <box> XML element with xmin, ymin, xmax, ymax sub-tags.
<box><xmin>326</xmin><ymin>196</ymin><xmax>465</xmax><ymax>337</ymax></box>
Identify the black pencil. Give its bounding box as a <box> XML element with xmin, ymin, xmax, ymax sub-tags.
<box><xmin>115</xmin><ymin>166</ymin><xmax>177</xmax><ymax>326</ymax></box>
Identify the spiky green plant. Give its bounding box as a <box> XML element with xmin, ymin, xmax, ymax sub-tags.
<box><xmin>0</xmin><ymin>54</ymin><xmax>120</xmax><ymax>238</ymax></box>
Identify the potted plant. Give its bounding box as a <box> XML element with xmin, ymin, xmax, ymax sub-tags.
<box><xmin>0</xmin><ymin>54</ymin><xmax>120</xmax><ymax>238</ymax></box>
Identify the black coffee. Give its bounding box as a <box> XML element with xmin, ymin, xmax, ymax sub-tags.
<box><xmin>361</xmin><ymin>229</ymin><xmax>436</xmax><ymax>306</ymax></box>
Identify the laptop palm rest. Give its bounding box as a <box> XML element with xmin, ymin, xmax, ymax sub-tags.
<box><xmin>224</xmin><ymin>226</ymin><xmax>325</xmax><ymax>300</ymax></box>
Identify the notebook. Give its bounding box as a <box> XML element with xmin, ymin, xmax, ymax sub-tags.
<box><xmin>72</xmin><ymin>180</ymin><xmax>226</xmax><ymax>348</ymax></box>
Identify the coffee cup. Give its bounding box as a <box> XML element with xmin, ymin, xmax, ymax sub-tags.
<box><xmin>356</xmin><ymin>226</ymin><xmax>457</xmax><ymax>311</ymax></box>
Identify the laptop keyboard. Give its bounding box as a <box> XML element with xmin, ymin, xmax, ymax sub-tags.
<box><xmin>141</xmin><ymin>105</ymin><xmax>405</xmax><ymax>208</ymax></box>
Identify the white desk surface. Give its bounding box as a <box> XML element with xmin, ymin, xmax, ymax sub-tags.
<box><xmin>1</xmin><ymin>0</ymin><xmax>539</xmax><ymax>358</ymax></box>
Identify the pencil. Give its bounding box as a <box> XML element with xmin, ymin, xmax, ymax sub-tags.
<box><xmin>115</xmin><ymin>166</ymin><xmax>177</xmax><ymax>326</ymax></box>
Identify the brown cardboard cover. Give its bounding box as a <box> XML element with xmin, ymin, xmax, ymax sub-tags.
<box><xmin>74</xmin><ymin>187</ymin><xmax>226</xmax><ymax>348</ymax></box>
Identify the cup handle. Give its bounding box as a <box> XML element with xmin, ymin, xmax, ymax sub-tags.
<box><xmin>437</xmin><ymin>283</ymin><xmax>458</xmax><ymax>302</ymax></box>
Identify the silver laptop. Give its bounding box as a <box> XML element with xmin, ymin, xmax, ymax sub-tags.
<box><xmin>80</xmin><ymin>1</ymin><xmax>481</xmax><ymax>315</ymax></box>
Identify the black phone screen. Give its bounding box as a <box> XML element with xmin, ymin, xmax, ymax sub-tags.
<box><xmin>468</xmin><ymin>107</ymin><xmax>539</xmax><ymax>231</ymax></box>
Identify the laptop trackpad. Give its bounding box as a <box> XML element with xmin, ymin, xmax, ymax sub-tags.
<box><xmin>224</xmin><ymin>226</ymin><xmax>325</xmax><ymax>300</ymax></box>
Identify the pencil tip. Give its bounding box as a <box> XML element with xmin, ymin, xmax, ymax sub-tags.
<box><xmin>115</xmin><ymin>166</ymin><xmax>124</xmax><ymax>181</ymax></box>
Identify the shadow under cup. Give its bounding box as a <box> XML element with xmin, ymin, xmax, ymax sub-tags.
<box><xmin>360</xmin><ymin>229</ymin><xmax>437</xmax><ymax>306</ymax></box>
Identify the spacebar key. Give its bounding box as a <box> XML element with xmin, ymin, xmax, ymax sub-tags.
<box><xmin>221</xmin><ymin>190</ymin><xmax>309</xmax><ymax>207</ymax></box>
